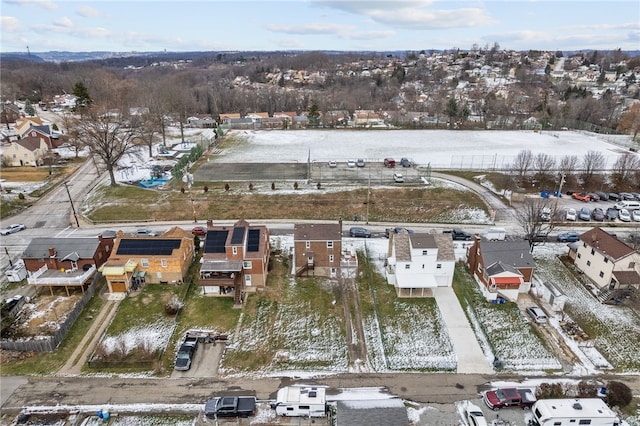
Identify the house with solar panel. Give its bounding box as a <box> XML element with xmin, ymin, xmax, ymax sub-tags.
<box><xmin>466</xmin><ymin>239</ymin><xmax>535</xmax><ymax>302</ymax></box>
<box><xmin>199</xmin><ymin>219</ymin><xmax>270</xmax><ymax>304</ymax></box>
<box><xmin>100</xmin><ymin>227</ymin><xmax>195</xmax><ymax>296</ymax></box>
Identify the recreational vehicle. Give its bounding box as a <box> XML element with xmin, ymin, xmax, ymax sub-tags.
<box><xmin>271</xmin><ymin>385</ymin><xmax>327</xmax><ymax>418</ymax></box>
<box><xmin>531</xmin><ymin>398</ymin><xmax>622</xmax><ymax>426</ymax></box>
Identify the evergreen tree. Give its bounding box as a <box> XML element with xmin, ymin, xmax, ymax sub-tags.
<box><xmin>308</xmin><ymin>104</ymin><xmax>320</xmax><ymax>127</ymax></box>
<box><xmin>72</xmin><ymin>81</ymin><xmax>92</xmax><ymax>111</ymax></box>
<box><xmin>24</xmin><ymin>100</ymin><xmax>35</xmax><ymax>116</ymax></box>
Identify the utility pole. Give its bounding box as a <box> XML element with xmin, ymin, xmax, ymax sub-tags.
<box><xmin>63</xmin><ymin>182</ymin><xmax>80</xmax><ymax>227</ymax></box>
<box><xmin>551</xmin><ymin>173</ymin><xmax>566</xmax><ymax>225</ymax></box>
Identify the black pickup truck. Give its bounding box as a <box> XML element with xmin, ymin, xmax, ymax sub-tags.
<box><xmin>174</xmin><ymin>335</ymin><xmax>198</xmax><ymax>371</ymax></box>
<box><xmin>444</xmin><ymin>228</ymin><xmax>473</xmax><ymax>241</ymax></box>
<box><xmin>204</xmin><ymin>396</ymin><xmax>257</xmax><ymax>418</ymax></box>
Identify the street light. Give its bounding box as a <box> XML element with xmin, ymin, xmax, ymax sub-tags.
<box><xmin>63</xmin><ymin>182</ymin><xmax>80</xmax><ymax>227</ymax></box>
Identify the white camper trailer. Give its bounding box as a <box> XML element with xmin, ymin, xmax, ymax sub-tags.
<box><xmin>272</xmin><ymin>385</ymin><xmax>327</xmax><ymax>418</ymax></box>
<box><xmin>484</xmin><ymin>227</ymin><xmax>506</xmax><ymax>241</ymax></box>
<box><xmin>531</xmin><ymin>398</ymin><xmax>622</xmax><ymax>426</ymax></box>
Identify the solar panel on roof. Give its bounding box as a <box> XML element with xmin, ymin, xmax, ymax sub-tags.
<box><xmin>204</xmin><ymin>230</ymin><xmax>228</xmax><ymax>253</ymax></box>
<box><xmin>231</xmin><ymin>227</ymin><xmax>246</xmax><ymax>244</ymax></box>
<box><xmin>247</xmin><ymin>229</ymin><xmax>260</xmax><ymax>252</ymax></box>
<box><xmin>116</xmin><ymin>239</ymin><xmax>181</xmax><ymax>255</ymax></box>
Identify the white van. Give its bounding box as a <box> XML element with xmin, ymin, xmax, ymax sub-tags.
<box><xmin>615</xmin><ymin>200</ymin><xmax>640</xmax><ymax>210</ymax></box>
<box><xmin>484</xmin><ymin>227</ymin><xmax>506</xmax><ymax>241</ymax></box>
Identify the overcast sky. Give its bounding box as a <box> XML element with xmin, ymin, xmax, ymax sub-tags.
<box><xmin>1</xmin><ymin>0</ymin><xmax>639</xmax><ymax>53</ymax></box>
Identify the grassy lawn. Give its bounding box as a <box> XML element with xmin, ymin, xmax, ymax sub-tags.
<box><xmin>0</xmin><ymin>285</ymin><xmax>107</xmax><ymax>375</ymax></box>
<box><xmin>534</xmin><ymin>254</ymin><xmax>640</xmax><ymax>372</ymax></box>
<box><xmin>85</xmin><ymin>184</ymin><xmax>488</xmax><ymax>223</ymax></box>
<box><xmin>221</xmin><ymin>254</ymin><xmax>348</xmax><ymax>373</ymax></box>
<box><xmin>452</xmin><ymin>265</ymin><xmax>561</xmax><ymax>372</ymax></box>
<box><xmin>359</xmin><ymin>249</ymin><xmax>456</xmax><ymax>371</ymax></box>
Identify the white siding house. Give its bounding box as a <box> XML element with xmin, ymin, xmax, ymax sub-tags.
<box><xmin>385</xmin><ymin>231</ymin><xmax>455</xmax><ymax>297</ymax></box>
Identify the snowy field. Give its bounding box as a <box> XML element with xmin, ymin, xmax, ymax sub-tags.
<box><xmin>218</xmin><ymin>129</ymin><xmax>633</xmax><ymax>169</ymax></box>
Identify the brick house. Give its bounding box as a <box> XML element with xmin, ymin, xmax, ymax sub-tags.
<box><xmin>293</xmin><ymin>222</ymin><xmax>342</xmax><ymax>278</ymax></box>
<box><xmin>100</xmin><ymin>227</ymin><xmax>195</xmax><ymax>297</ymax></box>
<box><xmin>385</xmin><ymin>231</ymin><xmax>455</xmax><ymax>297</ymax></box>
<box><xmin>22</xmin><ymin>236</ymin><xmax>113</xmax><ymax>295</ymax></box>
<box><xmin>199</xmin><ymin>219</ymin><xmax>270</xmax><ymax>304</ymax></box>
<box><xmin>21</xmin><ymin>125</ymin><xmax>57</xmax><ymax>148</ymax></box>
<box><xmin>467</xmin><ymin>239</ymin><xmax>535</xmax><ymax>301</ymax></box>
<box><xmin>573</xmin><ymin>227</ymin><xmax>640</xmax><ymax>294</ymax></box>
<box><xmin>1</xmin><ymin>104</ymin><xmax>21</xmax><ymax>124</ymax></box>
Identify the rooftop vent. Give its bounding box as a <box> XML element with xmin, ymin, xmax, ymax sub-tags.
<box><xmin>573</xmin><ymin>402</ymin><xmax>583</xmax><ymax>410</ymax></box>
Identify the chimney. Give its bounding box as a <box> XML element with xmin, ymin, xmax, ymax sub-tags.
<box><xmin>48</xmin><ymin>247</ymin><xmax>56</xmax><ymax>257</ymax></box>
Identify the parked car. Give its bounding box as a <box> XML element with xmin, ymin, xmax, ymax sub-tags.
<box><xmin>618</xmin><ymin>208</ymin><xmax>632</xmax><ymax>222</ymax></box>
<box><xmin>349</xmin><ymin>227</ymin><xmax>371</xmax><ymax>238</ymax></box>
<box><xmin>192</xmin><ymin>226</ymin><xmax>207</xmax><ymax>236</ymax></box>
<box><xmin>619</xmin><ymin>192</ymin><xmax>634</xmax><ymax>200</ymax></box>
<box><xmin>400</xmin><ymin>157</ymin><xmax>411</xmax><ymax>167</ymax></box>
<box><xmin>565</xmin><ymin>208</ymin><xmax>576</xmax><ymax>221</ymax></box>
<box><xmin>174</xmin><ymin>343</ymin><xmax>196</xmax><ymax>371</ymax></box>
<box><xmin>483</xmin><ymin>388</ymin><xmax>537</xmax><ymax>410</ymax></box>
<box><xmin>101</xmin><ymin>230</ymin><xmax>117</xmax><ymax>239</ymax></box>
<box><xmin>591</xmin><ymin>207</ymin><xmax>605</xmax><ymax>221</ymax></box>
<box><xmin>135</xmin><ymin>228</ymin><xmax>158</xmax><ymax>236</ymax></box>
<box><xmin>356</xmin><ymin>158</ymin><xmax>365</xmax><ymax>167</ymax></box>
<box><xmin>606</xmin><ymin>207</ymin><xmax>619</xmax><ymax>221</ymax></box>
<box><xmin>0</xmin><ymin>223</ymin><xmax>26</xmax><ymax>236</ymax></box>
<box><xmin>540</xmin><ymin>207</ymin><xmax>552</xmax><ymax>222</ymax></box>
<box><xmin>393</xmin><ymin>172</ymin><xmax>404</xmax><ymax>183</ymax></box>
<box><xmin>633</xmin><ymin>210</ymin><xmax>640</xmax><ymax>222</ymax></box>
<box><xmin>347</xmin><ymin>159</ymin><xmax>356</xmax><ymax>168</ymax></box>
<box><xmin>385</xmin><ymin>227</ymin><xmax>414</xmax><ymax>238</ymax></box>
<box><xmin>450</xmin><ymin>228</ymin><xmax>472</xmax><ymax>241</ymax></box>
<box><xmin>609</xmin><ymin>192</ymin><xmax>620</xmax><ymax>201</ymax></box>
<box><xmin>578</xmin><ymin>207</ymin><xmax>591</xmax><ymax>221</ymax></box>
<box><xmin>572</xmin><ymin>192</ymin><xmax>590</xmax><ymax>202</ymax></box>
<box><xmin>557</xmin><ymin>231</ymin><xmax>580</xmax><ymax>242</ymax></box>
<box><xmin>587</xmin><ymin>192</ymin><xmax>600</xmax><ymax>202</ymax></box>
<box><xmin>205</xmin><ymin>396</ymin><xmax>257</xmax><ymax>418</ymax></box>
<box><xmin>594</xmin><ymin>191</ymin><xmax>609</xmax><ymax>201</ymax></box>
<box><xmin>384</xmin><ymin>157</ymin><xmax>396</xmax><ymax>167</ymax></box>
<box><xmin>631</xmin><ymin>192</ymin><xmax>640</xmax><ymax>201</ymax></box>
<box><xmin>526</xmin><ymin>306</ymin><xmax>548</xmax><ymax>324</ymax></box>
<box><xmin>464</xmin><ymin>402</ymin><xmax>488</xmax><ymax>426</ymax></box>
<box><xmin>328</xmin><ymin>160</ymin><xmax>337</xmax><ymax>168</ymax></box>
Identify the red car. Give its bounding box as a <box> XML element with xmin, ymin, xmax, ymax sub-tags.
<box><xmin>572</xmin><ymin>192</ymin><xmax>591</xmax><ymax>202</ymax></box>
<box><xmin>483</xmin><ymin>387</ymin><xmax>537</xmax><ymax>410</ymax></box>
<box><xmin>191</xmin><ymin>226</ymin><xmax>207</xmax><ymax>236</ymax></box>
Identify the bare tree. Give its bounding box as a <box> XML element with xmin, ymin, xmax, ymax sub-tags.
<box><xmin>581</xmin><ymin>151</ymin><xmax>605</xmax><ymax>188</ymax></box>
<box><xmin>610</xmin><ymin>153</ymin><xmax>640</xmax><ymax>190</ymax></box>
<box><xmin>58</xmin><ymin>112</ymin><xmax>84</xmax><ymax>158</ymax></box>
<box><xmin>533</xmin><ymin>153</ymin><xmax>556</xmax><ymax>183</ymax></box>
<box><xmin>512</xmin><ymin>149</ymin><xmax>534</xmax><ymax>181</ymax></box>
<box><xmin>73</xmin><ymin>107</ymin><xmax>142</xmax><ymax>186</ymax></box>
<box><xmin>559</xmin><ymin>155</ymin><xmax>579</xmax><ymax>176</ymax></box>
<box><xmin>617</xmin><ymin>103</ymin><xmax>640</xmax><ymax>142</ymax></box>
<box><xmin>516</xmin><ymin>198</ymin><xmax>556</xmax><ymax>252</ymax></box>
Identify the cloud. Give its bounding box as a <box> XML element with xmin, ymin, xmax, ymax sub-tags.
<box><xmin>4</xmin><ymin>0</ymin><xmax>57</xmax><ymax>11</ymax></box>
<box><xmin>566</xmin><ymin>22</ymin><xmax>640</xmax><ymax>31</ymax></box>
<box><xmin>76</xmin><ymin>5</ymin><xmax>101</xmax><ymax>18</ymax></box>
<box><xmin>313</xmin><ymin>0</ymin><xmax>496</xmax><ymax>30</ymax></box>
<box><xmin>266</xmin><ymin>22</ymin><xmax>356</xmax><ymax>36</ymax></box>
<box><xmin>53</xmin><ymin>16</ymin><xmax>73</xmax><ymax>28</ymax></box>
<box><xmin>0</xmin><ymin>16</ymin><xmax>22</xmax><ymax>32</ymax></box>
<box><xmin>482</xmin><ymin>29</ymin><xmax>640</xmax><ymax>50</ymax></box>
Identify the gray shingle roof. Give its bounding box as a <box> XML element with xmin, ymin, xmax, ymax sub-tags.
<box><xmin>479</xmin><ymin>241</ymin><xmax>535</xmax><ymax>269</ymax></box>
<box><xmin>23</xmin><ymin>237</ymin><xmax>101</xmax><ymax>260</ymax></box>
<box><xmin>336</xmin><ymin>399</ymin><xmax>409</xmax><ymax>426</ymax></box>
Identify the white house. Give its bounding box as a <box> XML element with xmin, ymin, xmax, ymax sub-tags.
<box><xmin>574</xmin><ymin>227</ymin><xmax>640</xmax><ymax>294</ymax></box>
<box><xmin>385</xmin><ymin>231</ymin><xmax>455</xmax><ymax>297</ymax></box>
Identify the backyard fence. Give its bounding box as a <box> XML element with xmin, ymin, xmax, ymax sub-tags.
<box><xmin>0</xmin><ymin>275</ymin><xmax>100</xmax><ymax>353</ymax></box>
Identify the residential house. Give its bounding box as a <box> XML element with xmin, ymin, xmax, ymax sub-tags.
<box><xmin>385</xmin><ymin>231</ymin><xmax>455</xmax><ymax>298</ymax></box>
<box><xmin>2</xmin><ymin>137</ymin><xmax>49</xmax><ymax>166</ymax></box>
<box><xmin>187</xmin><ymin>114</ymin><xmax>217</xmax><ymax>128</ymax></box>
<box><xmin>14</xmin><ymin>117</ymin><xmax>44</xmax><ymax>136</ymax></box>
<box><xmin>573</xmin><ymin>227</ymin><xmax>640</xmax><ymax>295</ymax></box>
<box><xmin>100</xmin><ymin>227</ymin><xmax>195</xmax><ymax>297</ymax></box>
<box><xmin>199</xmin><ymin>219</ymin><xmax>270</xmax><ymax>304</ymax></box>
<box><xmin>1</xmin><ymin>103</ymin><xmax>21</xmax><ymax>124</ymax></box>
<box><xmin>293</xmin><ymin>222</ymin><xmax>342</xmax><ymax>278</ymax></box>
<box><xmin>21</xmin><ymin>125</ymin><xmax>56</xmax><ymax>148</ymax></box>
<box><xmin>22</xmin><ymin>236</ymin><xmax>113</xmax><ymax>296</ymax></box>
<box><xmin>467</xmin><ymin>239</ymin><xmax>535</xmax><ymax>301</ymax></box>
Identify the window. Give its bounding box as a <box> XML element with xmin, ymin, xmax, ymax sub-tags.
<box><xmin>98</xmin><ymin>252</ymin><xmax>103</xmax><ymax>259</ymax></box>
<box><xmin>599</xmin><ymin>271</ymin><xmax>604</xmax><ymax>278</ymax></box>
<box><xmin>578</xmin><ymin>420</ymin><xmax>592</xmax><ymax>425</ymax></box>
<box><xmin>327</xmin><ymin>241</ymin><xmax>333</xmax><ymax>248</ymax></box>
<box><xmin>306</xmin><ymin>241</ymin><xmax>310</xmax><ymax>249</ymax></box>
<box><xmin>630</xmin><ymin>261</ymin><xmax>636</xmax><ymax>268</ymax></box>
<box><xmin>577</xmin><ymin>253</ymin><xmax>582</xmax><ymax>259</ymax></box>
<box><xmin>105</xmin><ymin>245</ymin><xmax>110</xmax><ymax>252</ymax></box>
<box><xmin>604</xmin><ymin>257</ymin><xmax>608</xmax><ymax>263</ymax></box>
<box><xmin>329</xmin><ymin>255</ymin><xmax>334</xmax><ymax>263</ymax></box>
<box><xmin>405</xmin><ymin>264</ymin><xmax>410</xmax><ymax>269</ymax></box>
<box><xmin>243</xmin><ymin>261</ymin><xmax>252</xmax><ymax>269</ymax></box>
<box><xmin>586</xmin><ymin>260</ymin><xmax>591</xmax><ymax>267</ymax></box>
<box><xmin>591</xmin><ymin>248</ymin><xmax>595</xmax><ymax>255</ymax></box>
<box><xmin>478</xmin><ymin>264</ymin><xmax>483</xmax><ymax>273</ymax></box>
<box><xmin>583</xmin><ymin>242</ymin><xmax>587</xmax><ymax>248</ymax></box>
<box><xmin>232</xmin><ymin>246</ymin><xmax>237</xmax><ymax>255</ymax></box>
<box><xmin>422</xmin><ymin>264</ymin><xmax>425</xmax><ymax>269</ymax></box>
<box><xmin>422</xmin><ymin>250</ymin><xmax>428</xmax><ymax>255</ymax></box>
<box><xmin>330</xmin><ymin>268</ymin><xmax>337</xmax><ymax>275</ymax></box>
<box><xmin>437</xmin><ymin>263</ymin><xmax>442</xmax><ymax>269</ymax></box>
<box><xmin>141</xmin><ymin>258</ymin><xmax>149</xmax><ymax>267</ymax></box>
<box><xmin>161</xmin><ymin>259</ymin><xmax>167</xmax><ymax>268</ymax></box>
